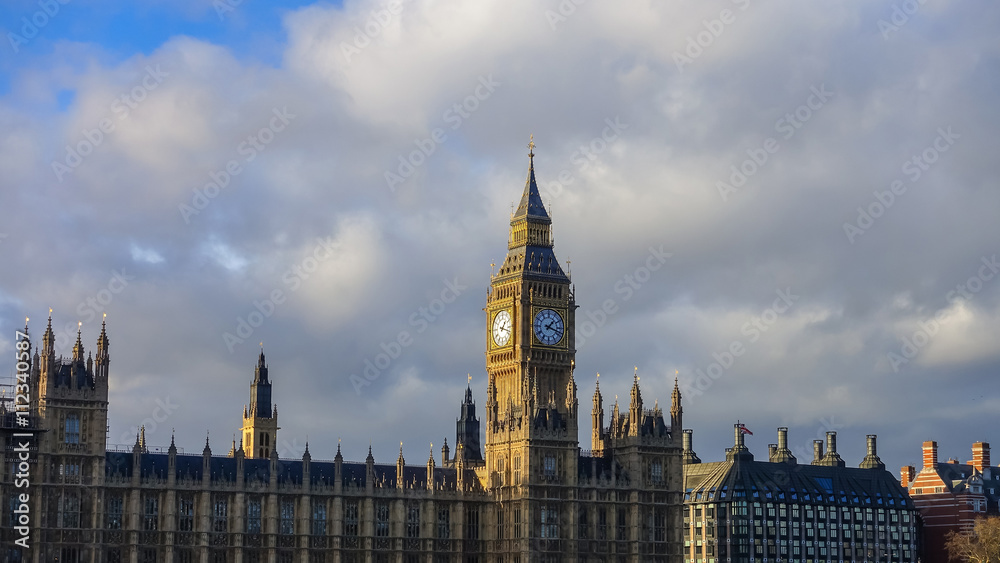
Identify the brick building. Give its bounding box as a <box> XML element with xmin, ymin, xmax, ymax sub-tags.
<box><xmin>901</xmin><ymin>440</ymin><xmax>999</xmax><ymax>561</ymax></box>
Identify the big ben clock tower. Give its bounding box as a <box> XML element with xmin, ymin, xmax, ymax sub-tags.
<box><xmin>485</xmin><ymin>138</ymin><xmax>580</xmax><ymax>498</ymax></box>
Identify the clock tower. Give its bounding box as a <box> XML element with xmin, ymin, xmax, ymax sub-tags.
<box><xmin>485</xmin><ymin>139</ymin><xmax>580</xmax><ymax>520</ymax></box>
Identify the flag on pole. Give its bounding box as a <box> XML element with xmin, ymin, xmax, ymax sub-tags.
<box><xmin>739</xmin><ymin>424</ymin><xmax>753</xmax><ymax>436</ymax></box>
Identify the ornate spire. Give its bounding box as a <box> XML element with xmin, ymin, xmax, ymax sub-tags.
<box><xmin>513</xmin><ymin>135</ymin><xmax>549</xmax><ymax>221</ymax></box>
<box><xmin>670</xmin><ymin>373</ymin><xmax>682</xmax><ymax>431</ymax></box>
<box><xmin>248</xmin><ymin>348</ymin><xmax>273</xmax><ymax>418</ymax></box>
<box><xmin>97</xmin><ymin>314</ymin><xmax>109</xmax><ymax>353</ymax></box>
<box><xmin>73</xmin><ymin>321</ymin><xmax>84</xmax><ymax>361</ymax></box>
<box><xmin>255</xmin><ymin>344</ymin><xmax>268</xmax><ymax>383</ymax></box>
<box><xmin>42</xmin><ymin>309</ymin><xmax>54</xmax><ymax>354</ymax></box>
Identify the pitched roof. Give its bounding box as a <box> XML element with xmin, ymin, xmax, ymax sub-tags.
<box><xmin>685</xmin><ymin>457</ymin><xmax>913</xmax><ymax>509</ymax></box>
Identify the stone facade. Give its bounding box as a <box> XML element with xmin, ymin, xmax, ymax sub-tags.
<box><xmin>0</xmin><ymin>147</ymin><xmax>684</xmax><ymax>563</ymax></box>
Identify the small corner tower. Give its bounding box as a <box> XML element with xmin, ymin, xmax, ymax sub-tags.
<box><xmin>241</xmin><ymin>346</ymin><xmax>279</xmax><ymax>459</ymax></box>
<box><xmin>455</xmin><ymin>379</ymin><xmax>484</xmax><ymax>465</ymax></box>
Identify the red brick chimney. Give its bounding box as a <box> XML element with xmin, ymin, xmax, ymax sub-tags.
<box><xmin>901</xmin><ymin>466</ymin><xmax>915</xmax><ymax>488</ymax></box>
<box><xmin>972</xmin><ymin>442</ymin><xmax>991</xmax><ymax>472</ymax></box>
<box><xmin>922</xmin><ymin>441</ymin><xmax>938</xmax><ymax>469</ymax></box>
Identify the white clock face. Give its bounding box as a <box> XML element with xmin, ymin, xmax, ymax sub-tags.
<box><xmin>533</xmin><ymin>309</ymin><xmax>564</xmax><ymax>345</ymax></box>
<box><xmin>492</xmin><ymin>310</ymin><xmax>512</xmax><ymax>346</ymax></box>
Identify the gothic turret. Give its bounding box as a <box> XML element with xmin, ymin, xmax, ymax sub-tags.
<box><xmin>249</xmin><ymin>348</ymin><xmax>272</xmax><ymax>418</ymax></box>
<box><xmin>455</xmin><ymin>384</ymin><xmax>483</xmax><ymax>464</ymax></box>
<box><xmin>670</xmin><ymin>377</ymin><xmax>682</xmax><ymax>432</ymax></box>
<box><xmin>591</xmin><ymin>377</ymin><xmax>605</xmax><ymax>454</ymax></box>
<box><xmin>240</xmin><ymin>347</ymin><xmax>279</xmax><ymax>459</ymax></box>
<box><xmin>628</xmin><ymin>372</ymin><xmax>643</xmax><ymax>437</ymax></box>
<box><xmin>396</xmin><ymin>443</ymin><xmax>405</xmax><ymax>489</ymax></box>
<box><xmin>95</xmin><ymin>315</ymin><xmax>110</xmax><ymax>379</ymax></box>
<box><xmin>72</xmin><ymin>322</ymin><xmax>84</xmax><ymax>362</ymax></box>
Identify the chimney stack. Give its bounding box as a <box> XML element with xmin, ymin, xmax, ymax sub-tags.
<box><xmin>812</xmin><ymin>440</ymin><xmax>824</xmax><ymax>464</ymax></box>
<box><xmin>768</xmin><ymin>444</ymin><xmax>778</xmax><ymax>461</ymax></box>
<box><xmin>973</xmin><ymin>442</ymin><xmax>991</xmax><ymax>472</ymax></box>
<box><xmin>826</xmin><ymin>431</ymin><xmax>837</xmax><ymax>456</ymax></box>
<box><xmin>901</xmin><ymin>466</ymin><xmax>915</xmax><ymax>488</ymax></box>
<box><xmin>922</xmin><ymin>441</ymin><xmax>938</xmax><ymax>469</ymax></box>
<box><xmin>860</xmin><ymin>434</ymin><xmax>885</xmax><ymax>470</ymax></box>
<box><xmin>772</xmin><ymin>427</ymin><xmax>796</xmax><ymax>464</ymax></box>
<box><xmin>682</xmin><ymin>429</ymin><xmax>701</xmax><ymax>464</ymax></box>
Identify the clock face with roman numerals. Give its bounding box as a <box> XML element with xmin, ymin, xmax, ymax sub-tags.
<box><xmin>532</xmin><ymin>309</ymin><xmax>564</xmax><ymax>346</ymax></box>
<box><xmin>492</xmin><ymin>310</ymin><xmax>512</xmax><ymax>346</ymax></box>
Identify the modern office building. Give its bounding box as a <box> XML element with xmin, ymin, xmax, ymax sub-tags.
<box><xmin>683</xmin><ymin>426</ymin><xmax>919</xmax><ymax>563</ymax></box>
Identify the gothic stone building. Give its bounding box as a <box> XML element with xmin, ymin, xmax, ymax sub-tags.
<box><xmin>682</xmin><ymin>427</ymin><xmax>919</xmax><ymax>563</ymax></box>
<box><xmin>0</xmin><ymin>148</ymin><xmax>685</xmax><ymax>563</ymax></box>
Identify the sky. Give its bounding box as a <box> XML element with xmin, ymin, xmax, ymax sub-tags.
<box><xmin>1</xmin><ymin>0</ymin><xmax>998</xmax><ymax>475</ymax></box>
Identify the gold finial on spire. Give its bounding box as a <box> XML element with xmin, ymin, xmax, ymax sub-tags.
<box><xmin>468</xmin><ymin>373</ymin><xmax>472</xmax><ymax>385</ymax></box>
<box><xmin>528</xmin><ymin>134</ymin><xmax>535</xmax><ymax>157</ymax></box>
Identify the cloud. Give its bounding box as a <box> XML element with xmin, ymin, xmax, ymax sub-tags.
<box><xmin>1</xmin><ymin>0</ymin><xmax>998</xmax><ymax>472</ymax></box>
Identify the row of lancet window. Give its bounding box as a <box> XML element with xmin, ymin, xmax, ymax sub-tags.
<box><xmin>90</xmin><ymin>494</ymin><xmax>480</xmax><ymax>540</ymax></box>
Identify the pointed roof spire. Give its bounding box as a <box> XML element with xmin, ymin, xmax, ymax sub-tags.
<box><xmin>98</xmin><ymin>313</ymin><xmax>109</xmax><ymax>349</ymax></box>
<box><xmin>671</xmin><ymin>372</ymin><xmax>682</xmax><ymax>414</ymax></box>
<box><xmin>513</xmin><ymin>135</ymin><xmax>549</xmax><ymax>221</ymax></box>
<box><xmin>73</xmin><ymin>321</ymin><xmax>84</xmax><ymax>360</ymax></box>
<box><xmin>42</xmin><ymin>309</ymin><xmax>54</xmax><ymax>353</ymax></box>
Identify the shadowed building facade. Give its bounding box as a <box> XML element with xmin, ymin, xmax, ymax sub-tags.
<box><xmin>0</xmin><ymin>146</ymin><xmax>684</xmax><ymax>563</ymax></box>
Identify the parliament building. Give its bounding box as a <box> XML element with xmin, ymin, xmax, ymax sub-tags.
<box><xmin>0</xmin><ymin>147</ymin><xmax>686</xmax><ymax>563</ymax></box>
